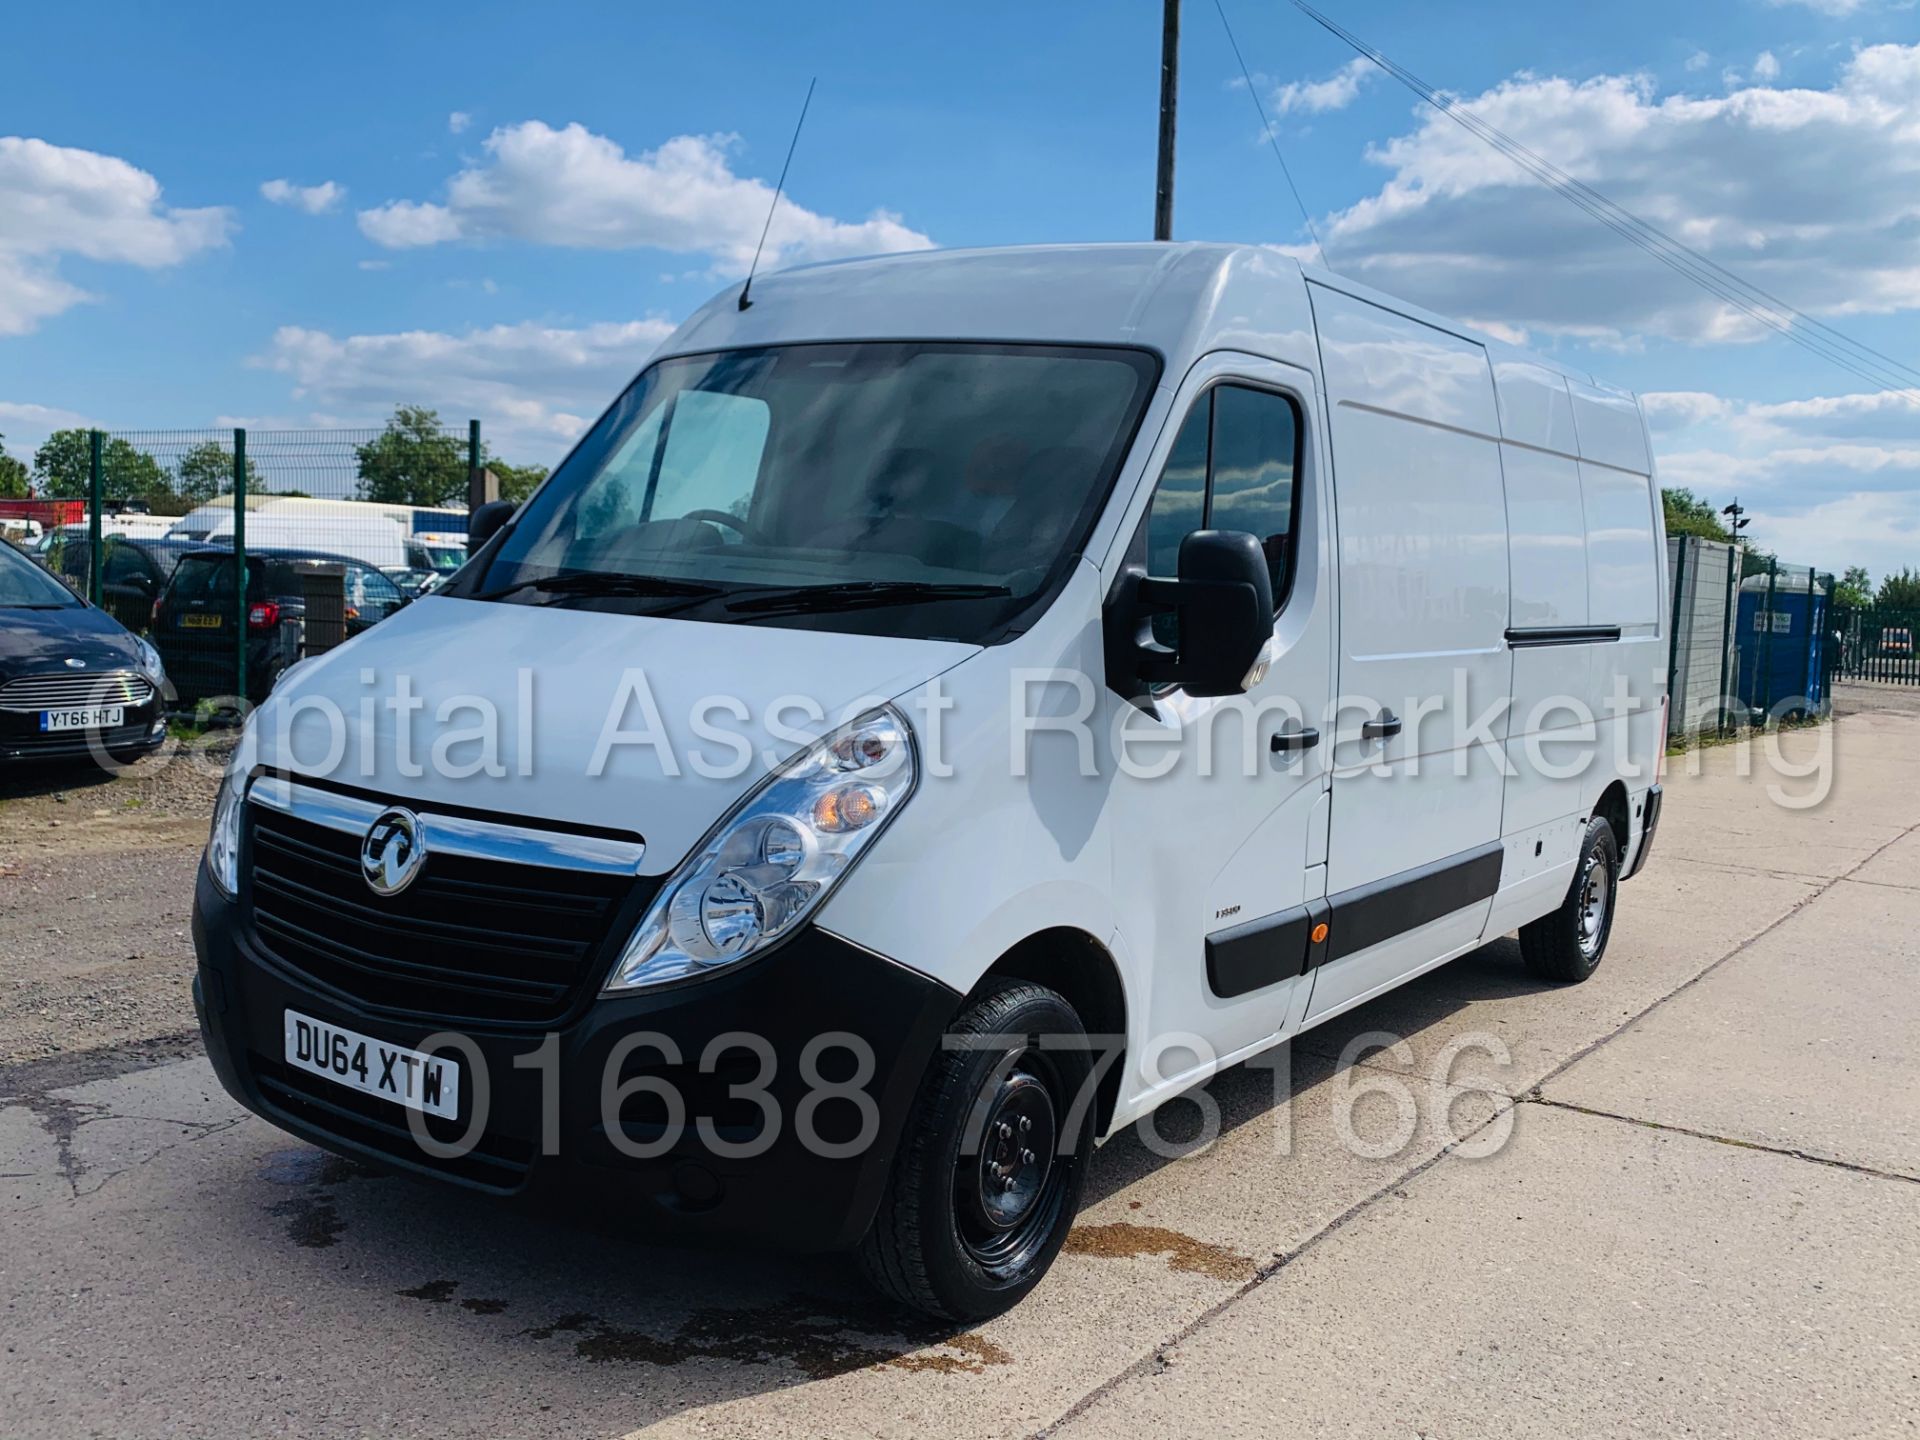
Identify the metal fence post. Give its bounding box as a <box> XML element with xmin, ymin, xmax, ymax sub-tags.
<box><xmin>468</xmin><ymin>419</ymin><xmax>482</xmax><ymax>513</ymax></box>
<box><xmin>87</xmin><ymin>430</ymin><xmax>104</xmax><ymax>606</ymax></box>
<box><xmin>233</xmin><ymin>428</ymin><xmax>247</xmax><ymax>706</ymax></box>
<box><xmin>1758</xmin><ymin>556</ymin><xmax>1779</xmax><ymax>721</ymax></box>
<box><xmin>1665</xmin><ymin>537</ymin><xmax>1689</xmax><ymax>739</ymax></box>
<box><xmin>1716</xmin><ymin>544</ymin><xmax>1741</xmax><ymax>733</ymax></box>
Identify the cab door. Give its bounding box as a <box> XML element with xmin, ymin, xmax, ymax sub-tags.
<box><xmin>1103</xmin><ymin>355</ymin><xmax>1336</xmax><ymax>1099</ymax></box>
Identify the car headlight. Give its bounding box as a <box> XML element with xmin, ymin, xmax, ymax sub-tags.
<box><xmin>206</xmin><ymin>766</ymin><xmax>247</xmax><ymax>897</ymax></box>
<box><xmin>135</xmin><ymin>637</ymin><xmax>166</xmax><ymax>683</ymax></box>
<box><xmin>605</xmin><ymin>705</ymin><xmax>918</xmax><ymax>991</ymax></box>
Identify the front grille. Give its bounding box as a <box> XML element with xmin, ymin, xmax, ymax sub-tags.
<box><xmin>0</xmin><ymin>670</ymin><xmax>155</xmax><ymax>713</ymax></box>
<box><xmin>245</xmin><ymin>804</ymin><xmax>636</xmax><ymax>1027</ymax></box>
<box><xmin>250</xmin><ymin>1053</ymin><xmax>535</xmax><ymax>1191</ymax></box>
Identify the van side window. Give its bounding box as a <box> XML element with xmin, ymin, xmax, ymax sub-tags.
<box><xmin>1143</xmin><ymin>383</ymin><xmax>1302</xmax><ymax>651</ymax></box>
<box><xmin>646</xmin><ymin>390</ymin><xmax>771</xmax><ymax>524</ymax></box>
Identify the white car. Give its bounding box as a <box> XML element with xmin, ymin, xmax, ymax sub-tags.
<box><xmin>191</xmin><ymin>244</ymin><xmax>1668</xmax><ymax>1320</ymax></box>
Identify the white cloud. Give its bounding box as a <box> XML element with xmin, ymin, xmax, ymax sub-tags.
<box><xmin>448</xmin><ymin>111</ymin><xmax>472</xmax><ymax>135</ymax></box>
<box><xmin>260</xmin><ymin>178</ymin><xmax>345</xmax><ymax>214</ymax></box>
<box><xmin>1685</xmin><ymin>51</ymin><xmax>1712</xmax><ymax>73</ymax></box>
<box><xmin>356</xmin><ymin>258</ymin><xmax>391</xmax><ymax>271</ymax></box>
<box><xmin>252</xmin><ymin>315</ymin><xmax>678</xmax><ymax>459</ymax></box>
<box><xmin>357</xmin><ymin>122</ymin><xmax>934</xmax><ymax>273</ymax></box>
<box><xmin>0</xmin><ymin>398</ymin><xmax>95</xmax><ymax>456</ymax></box>
<box><xmin>1307</xmin><ymin>45</ymin><xmax>1920</xmax><ymax>345</ymax></box>
<box><xmin>1272</xmin><ymin>58</ymin><xmax>1377</xmax><ymax>116</ymax></box>
<box><xmin>0</xmin><ymin>136</ymin><xmax>233</xmax><ymax>335</ymax></box>
<box><xmin>1648</xmin><ymin>383</ymin><xmax>1920</xmax><ymax>580</ymax></box>
<box><xmin>1753</xmin><ymin>50</ymin><xmax>1782</xmax><ymax>82</ymax></box>
<box><xmin>1765</xmin><ymin>0</ymin><xmax>1868</xmax><ymax>14</ymax></box>
<box><xmin>1642</xmin><ymin>390</ymin><xmax>1737</xmax><ymax>428</ymax></box>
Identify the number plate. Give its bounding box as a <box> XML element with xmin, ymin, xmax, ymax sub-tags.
<box><xmin>182</xmin><ymin>612</ymin><xmax>223</xmax><ymax>629</ymax></box>
<box><xmin>39</xmin><ymin>705</ymin><xmax>125</xmax><ymax>732</ymax></box>
<box><xmin>283</xmin><ymin>1010</ymin><xmax>460</xmax><ymax>1120</ymax></box>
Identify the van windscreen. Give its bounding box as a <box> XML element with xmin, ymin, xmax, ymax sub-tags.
<box><xmin>474</xmin><ymin>342</ymin><xmax>1158</xmax><ymax>641</ymax></box>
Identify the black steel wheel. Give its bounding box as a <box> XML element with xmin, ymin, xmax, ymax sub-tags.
<box><xmin>859</xmin><ymin>980</ymin><xmax>1094</xmax><ymax>1321</ymax></box>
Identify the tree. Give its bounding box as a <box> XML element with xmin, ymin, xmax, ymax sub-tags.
<box><xmin>1833</xmin><ymin>565</ymin><xmax>1873</xmax><ymax>609</ymax></box>
<box><xmin>32</xmin><ymin>429</ymin><xmax>173</xmax><ymax>508</ymax></box>
<box><xmin>0</xmin><ymin>434</ymin><xmax>28</xmax><ymax>499</ymax></box>
<box><xmin>490</xmin><ymin>460</ymin><xmax>548</xmax><ymax>505</ymax></box>
<box><xmin>173</xmin><ymin>440</ymin><xmax>260</xmax><ymax>506</ymax></box>
<box><xmin>1662</xmin><ymin>488</ymin><xmax>1732</xmax><ymax>543</ymax></box>
<box><xmin>1878</xmin><ymin>568</ymin><xmax>1920</xmax><ymax>611</ymax></box>
<box><xmin>355</xmin><ymin>406</ymin><xmax>474</xmax><ymax>506</ymax></box>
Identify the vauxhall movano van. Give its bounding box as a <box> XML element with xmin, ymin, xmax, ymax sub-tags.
<box><xmin>193</xmin><ymin>244</ymin><xmax>1668</xmax><ymax>1320</ymax></box>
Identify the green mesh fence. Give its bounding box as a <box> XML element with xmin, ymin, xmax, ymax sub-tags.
<box><xmin>25</xmin><ymin>422</ymin><xmax>480</xmax><ymax>712</ymax></box>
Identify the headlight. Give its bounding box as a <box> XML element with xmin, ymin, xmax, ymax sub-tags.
<box><xmin>135</xmin><ymin>637</ymin><xmax>166</xmax><ymax>683</ymax></box>
<box><xmin>605</xmin><ymin>705</ymin><xmax>918</xmax><ymax>991</ymax></box>
<box><xmin>206</xmin><ymin>766</ymin><xmax>247</xmax><ymax>897</ymax></box>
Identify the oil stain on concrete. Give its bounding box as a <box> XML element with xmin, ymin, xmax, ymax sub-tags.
<box><xmin>1061</xmin><ymin>1221</ymin><xmax>1257</xmax><ymax>1282</ymax></box>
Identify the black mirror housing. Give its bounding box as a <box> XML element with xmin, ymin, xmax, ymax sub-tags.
<box><xmin>1110</xmin><ymin>529</ymin><xmax>1273</xmax><ymax>699</ymax></box>
<box><xmin>467</xmin><ymin>500</ymin><xmax>517</xmax><ymax>554</ymax></box>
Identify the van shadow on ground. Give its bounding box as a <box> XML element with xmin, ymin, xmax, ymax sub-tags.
<box><xmin>211</xmin><ymin>934</ymin><xmax>1548</xmax><ymax>1431</ymax></box>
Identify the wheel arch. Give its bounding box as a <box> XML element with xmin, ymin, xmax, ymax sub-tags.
<box><xmin>974</xmin><ymin>927</ymin><xmax>1128</xmax><ymax>1138</ymax></box>
<box><xmin>1594</xmin><ymin>779</ymin><xmax>1631</xmax><ymax>856</ymax></box>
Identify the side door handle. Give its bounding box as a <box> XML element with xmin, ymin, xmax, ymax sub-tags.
<box><xmin>1270</xmin><ymin>727</ymin><xmax>1321</xmax><ymax>754</ymax></box>
<box><xmin>1361</xmin><ymin>710</ymin><xmax>1402</xmax><ymax>740</ymax></box>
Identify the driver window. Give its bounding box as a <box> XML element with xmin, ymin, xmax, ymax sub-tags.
<box><xmin>1142</xmin><ymin>383</ymin><xmax>1301</xmax><ymax>650</ymax></box>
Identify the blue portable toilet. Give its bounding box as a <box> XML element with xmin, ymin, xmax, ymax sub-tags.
<box><xmin>1736</xmin><ymin>570</ymin><xmax>1829</xmax><ymax>718</ymax></box>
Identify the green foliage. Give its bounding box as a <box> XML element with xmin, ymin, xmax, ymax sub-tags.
<box><xmin>1833</xmin><ymin>565</ymin><xmax>1873</xmax><ymax>609</ymax></box>
<box><xmin>0</xmin><ymin>434</ymin><xmax>28</xmax><ymax>499</ymax></box>
<box><xmin>33</xmin><ymin>429</ymin><xmax>172</xmax><ymax>508</ymax></box>
<box><xmin>174</xmin><ymin>440</ymin><xmax>260</xmax><ymax>506</ymax></box>
<box><xmin>354</xmin><ymin>405</ymin><xmax>475</xmax><ymax>506</ymax></box>
<box><xmin>490</xmin><ymin>460</ymin><xmax>549</xmax><ymax>505</ymax></box>
<box><xmin>1661</xmin><ymin>487</ymin><xmax>1732</xmax><ymax>543</ymax></box>
<box><xmin>1878</xmin><ymin>568</ymin><xmax>1920</xmax><ymax>611</ymax></box>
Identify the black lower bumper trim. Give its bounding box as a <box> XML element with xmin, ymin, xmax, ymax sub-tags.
<box><xmin>192</xmin><ymin>862</ymin><xmax>960</xmax><ymax>1251</ymax></box>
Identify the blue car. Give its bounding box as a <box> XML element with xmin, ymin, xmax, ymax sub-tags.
<box><xmin>0</xmin><ymin>535</ymin><xmax>169</xmax><ymax>764</ymax></box>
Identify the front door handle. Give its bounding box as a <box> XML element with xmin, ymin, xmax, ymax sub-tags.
<box><xmin>1361</xmin><ymin>710</ymin><xmax>1402</xmax><ymax>740</ymax></box>
<box><xmin>1270</xmin><ymin>727</ymin><xmax>1321</xmax><ymax>754</ymax></box>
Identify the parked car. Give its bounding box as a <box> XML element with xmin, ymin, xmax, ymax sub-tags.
<box><xmin>152</xmin><ymin>546</ymin><xmax>408</xmax><ymax>705</ymax></box>
<box><xmin>0</xmin><ymin>532</ymin><xmax>168</xmax><ymax>764</ymax></box>
<box><xmin>45</xmin><ymin>533</ymin><xmax>199</xmax><ymax>634</ymax></box>
<box><xmin>193</xmin><ymin>244</ymin><xmax>1668</xmax><ymax>1321</ymax></box>
<box><xmin>1882</xmin><ymin>626</ymin><xmax>1914</xmax><ymax>657</ymax></box>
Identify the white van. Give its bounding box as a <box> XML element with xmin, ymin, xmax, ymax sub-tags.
<box><xmin>199</xmin><ymin>510</ymin><xmax>410</xmax><ymax>572</ymax></box>
<box><xmin>192</xmin><ymin>244</ymin><xmax>1667</xmax><ymax>1320</ymax></box>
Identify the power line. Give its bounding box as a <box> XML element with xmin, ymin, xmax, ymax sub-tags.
<box><xmin>1277</xmin><ymin>0</ymin><xmax>1920</xmax><ymax>400</ymax></box>
<box><xmin>1213</xmin><ymin>0</ymin><xmax>1327</xmax><ymax>266</ymax></box>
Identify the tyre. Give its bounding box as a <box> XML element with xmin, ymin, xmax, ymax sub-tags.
<box><xmin>858</xmin><ymin>980</ymin><xmax>1095</xmax><ymax>1321</ymax></box>
<box><xmin>1519</xmin><ymin>814</ymin><xmax>1619</xmax><ymax>983</ymax></box>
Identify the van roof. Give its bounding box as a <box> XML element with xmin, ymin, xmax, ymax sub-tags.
<box><xmin>660</xmin><ymin>242</ymin><xmax>1624</xmax><ymax>397</ymax></box>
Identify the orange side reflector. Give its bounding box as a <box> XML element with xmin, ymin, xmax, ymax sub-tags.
<box><xmin>1311</xmin><ymin>922</ymin><xmax>1329</xmax><ymax>944</ymax></box>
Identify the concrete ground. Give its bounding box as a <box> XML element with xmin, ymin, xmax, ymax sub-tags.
<box><xmin>2</xmin><ymin>696</ymin><xmax>1917</xmax><ymax>1438</ymax></box>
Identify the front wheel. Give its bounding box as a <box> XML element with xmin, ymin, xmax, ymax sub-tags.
<box><xmin>858</xmin><ymin>980</ymin><xmax>1095</xmax><ymax>1321</ymax></box>
<box><xmin>1519</xmin><ymin>815</ymin><xmax>1619</xmax><ymax>983</ymax></box>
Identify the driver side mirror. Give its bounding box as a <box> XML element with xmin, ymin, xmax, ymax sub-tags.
<box><xmin>1108</xmin><ymin>529</ymin><xmax>1274</xmax><ymax>699</ymax></box>
<box><xmin>468</xmin><ymin>500</ymin><xmax>518</xmax><ymax>554</ymax></box>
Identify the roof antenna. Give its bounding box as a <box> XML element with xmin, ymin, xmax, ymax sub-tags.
<box><xmin>739</xmin><ymin>77</ymin><xmax>817</xmax><ymax>312</ymax></box>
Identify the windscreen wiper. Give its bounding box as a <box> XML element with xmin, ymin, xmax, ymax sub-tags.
<box><xmin>724</xmin><ymin>580</ymin><xmax>1011</xmax><ymax>616</ymax></box>
<box><xmin>475</xmin><ymin>571</ymin><xmax>728</xmax><ymax>602</ymax></box>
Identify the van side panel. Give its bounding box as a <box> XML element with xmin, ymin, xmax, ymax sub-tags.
<box><xmin>1306</xmin><ymin>285</ymin><xmax>1509</xmax><ymax>1020</ymax></box>
<box><xmin>1485</xmin><ymin>365</ymin><xmax>1595</xmax><ymax>938</ymax></box>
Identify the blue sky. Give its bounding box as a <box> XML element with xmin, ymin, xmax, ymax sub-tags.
<box><xmin>2</xmin><ymin>0</ymin><xmax>1916</xmax><ymax>577</ymax></box>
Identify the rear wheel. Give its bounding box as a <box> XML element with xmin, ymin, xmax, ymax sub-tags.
<box><xmin>1519</xmin><ymin>815</ymin><xmax>1619</xmax><ymax>983</ymax></box>
<box><xmin>858</xmin><ymin>980</ymin><xmax>1094</xmax><ymax>1321</ymax></box>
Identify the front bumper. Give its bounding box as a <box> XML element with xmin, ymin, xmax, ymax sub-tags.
<box><xmin>0</xmin><ymin>703</ymin><xmax>166</xmax><ymax>763</ymax></box>
<box><xmin>1623</xmin><ymin>782</ymin><xmax>1663</xmax><ymax>880</ymax></box>
<box><xmin>192</xmin><ymin>862</ymin><xmax>960</xmax><ymax>1251</ymax></box>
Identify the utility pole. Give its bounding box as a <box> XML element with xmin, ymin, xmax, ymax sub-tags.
<box><xmin>1721</xmin><ymin>499</ymin><xmax>1750</xmax><ymax>541</ymax></box>
<box><xmin>1155</xmin><ymin>0</ymin><xmax>1179</xmax><ymax>241</ymax></box>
